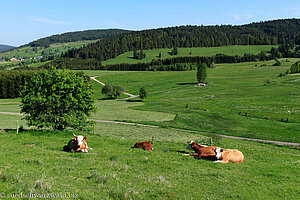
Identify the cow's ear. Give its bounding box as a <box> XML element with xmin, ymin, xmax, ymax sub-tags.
<box><xmin>84</xmin><ymin>137</ymin><xmax>87</xmax><ymax>140</ymax></box>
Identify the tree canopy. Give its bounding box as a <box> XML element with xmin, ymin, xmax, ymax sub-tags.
<box><xmin>197</xmin><ymin>63</ymin><xmax>207</xmax><ymax>83</ymax></box>
<box><xmin>20</xmin><ymin>67</ymin><xmax>96</xmax><ymax>131</ymax></box>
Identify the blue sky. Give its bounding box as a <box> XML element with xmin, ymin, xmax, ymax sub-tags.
<box><xmin>1</xmin><ymin>0</ymin><xmax>300</xmax><ymax>46</ymax></box>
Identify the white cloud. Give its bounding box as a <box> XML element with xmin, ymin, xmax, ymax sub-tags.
<box><xmin>232</xmin><ymin>13</ymin><xmax>252</xmax><ymax>21</ymax></box>
<box><xmin>30</xmin><ymin>17</ymin><xmax>65</xmax><ymax>25</ymax></box>
<box><xmin>233</xmin><ymin>14</ymin><xmax>241</xmax><ymax>20</ymax></box>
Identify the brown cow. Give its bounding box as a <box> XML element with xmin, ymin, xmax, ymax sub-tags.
<box><xmin>214</xmin><ymin>147</ymin><xmax>244</xmax><ymax>163</ymax></box>
<box><xmin>133</xmin><ymin>141</ymin><xmax>153</xmax><ymax>151</ymax></box>
<box><xmin>73</xmin><ymin>133</ymin><xmax>93</xmax><ymax>153</ymax></box>
<box><xmin>185</xmin><ymin>141</ymin><xmax>217</xmax><ymax>160</ymax></box>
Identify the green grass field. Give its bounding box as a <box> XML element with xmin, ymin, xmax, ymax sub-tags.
<box><xmin>0</xmin><ymin>126</ymin><xmax>298</xmax><ymax>199</ymax></box>
<box><xmin>2</xmin><ymin>58</ymin><xmax>299</xmax><ymax>143</ymax></box>
<box><xmin>102</xmin><ymin>45</ymin><xmax>277</xmax><ymax>66</ymax></box>
<box><xmin>89</xmin><ymin>58</ymin><xmax>300</xmax><ymax>143</ymax></box>
<box><xmin>1</xmin><ymin>52</ymin><xmax>300</xmax><ymax>199</ymax></box>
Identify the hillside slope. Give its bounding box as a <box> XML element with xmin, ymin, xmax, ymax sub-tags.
<box><xmin>62</xmin><ymin>19</ymin><xmax>300</xmax><ymax>61</ymax></box>
<box><xmin>25</xmin><ymin>29</ymin><xmax>130</xmax><ymax>47</ymax></box>
<box><xmin>0</xmin><ymin>44</ymin><xmax>15</xmax><ymax>52</ymax></box>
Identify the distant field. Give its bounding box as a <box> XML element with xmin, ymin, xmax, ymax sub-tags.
<box><xmin>102</xmin><ymin>45</ymin><xmax>277</xmax><ymax>65</ymax></box>
<box><xmin>90</xmin><ymin>58</ymin><xmax>300</xmax><ymax>143</ymax></box>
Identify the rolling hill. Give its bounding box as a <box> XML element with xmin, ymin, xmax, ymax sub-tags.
<box><xmin>0</xmin><ymin>44</ymin><xmax>15</xmax><ymax>52</ymax></box>
<box><xmin>0</xmin><ymin>29</ymin><xmax>130</xmax><ymax>61</ymax></box>
<box><xmin>62</xmin><ymin>19</ymin><xmax>300</xmax><ymax>62</ymax></box>
<box><xmin>24</xmin><ymin>28</ymin><xmax>130</xmax><ymax>47</ymax></box>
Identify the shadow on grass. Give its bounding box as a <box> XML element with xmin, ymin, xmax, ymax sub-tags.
<box><xmin>126</xmin><ymin>99</ymin><xmax>143</xmax><ymax>102</ymax></box>
<box><xmin>99</xmin><ymin>97</ymin><xmax>117</xmax><ymax>100</ymax></box>
<box><xmin>176</xmin><ymin>82</ymin><xmax>198</xmax><ymax>85</ymax></box>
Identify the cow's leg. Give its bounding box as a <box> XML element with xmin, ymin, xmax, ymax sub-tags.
<box><xmin>214</xmin><ymin>160</ymin><xmax>227</xmax><ymax>163</ymax></box>
<box><xmin>76</xmin><ymin>147</ymin><xmax>81</xmax><ymax>152</ymax></box>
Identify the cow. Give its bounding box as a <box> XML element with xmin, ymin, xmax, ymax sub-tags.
<box><xmin>63</xmin><ymin>138</ymin><xmax>79</xmax><ymax>153</ymax></box>
<box><xmin>133</xmin><ymin>141</ymin><xmax>153</xmax><ymax>151</ymax></box>
<box><xmin>214</xmin><ymin>147</ymin><xmax>244</xmax><ymax>164</ymax></box>
<box><xmin>63</xmin><ymin>133</ymin><xmax>93</xmax><ymax>153</ymax></box>
<box><xmin>185</xmin><ymin>141</ymin><xmax>217</xmax><ymax>160</ymax></box>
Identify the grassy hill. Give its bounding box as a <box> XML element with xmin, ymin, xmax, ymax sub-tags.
<box><xmin>102</xmin><ymin>45</ymin><xmax>277</xmax><ymax>66</ymax></box>
<box><xmin>0</xmin><ymin>123</ymin><xmax>298</xmax><ymax>199</ymax></box>
<box><xmin>1</xmin><ymin>58</ymin><xmax>299</xmax><ymax>199</ymax></box>
<box><xmin>0</xmin><ymin>40</ymin><xmax>99</xmax><ymax>59</ymax></box>
<box><xmin>84</xmin><ymin>58</ymin><xmax>300</xmax><ymax>143</ymax></box>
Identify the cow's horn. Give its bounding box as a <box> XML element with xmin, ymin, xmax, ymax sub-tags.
<box><xmin>73</xmin><ymin>133</ymin><xmax>77</xmax><ymax>137</ymax></box>
<box><xmin>85</xmin><ymin>133</ymin><xmax>87</xmax><ymax>137</ymax></box>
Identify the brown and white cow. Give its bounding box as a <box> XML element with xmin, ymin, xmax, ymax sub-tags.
<box><xmin>185</xmin><ymin>141</ymin><xmax>217</xmax><ymax>160</ymax></box>
<box><xmin>63</xmin><ymin>133</ymin><xmax>93</xmax><ymax>153</ymax></box>
<box><xmin>133</xmin><ymin>141</ymin><xmax>153</xmax><ymax>151</ymax></box>
<box><xmin>214</xmin><ymin>147</ymin><xmax>244</xmax><ymax>164</ymax></box>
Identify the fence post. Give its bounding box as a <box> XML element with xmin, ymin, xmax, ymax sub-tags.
<box><xmin>16</xmin><ymin>120</ymin><xmax>19</xmax><ymax>134</ymax></box>
<box><xmin>93</xmin><ymin>121</ymin><xmax>95</xmax><ymax>135</ymax></box>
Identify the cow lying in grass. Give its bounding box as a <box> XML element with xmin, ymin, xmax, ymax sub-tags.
<box><xmin>63</xmin><ymin>133</ymin><xmax>93</xmax><ymax>153</ymax></box>
<box><xmin>214</xmin><ymin>147</ymin><xmax>244</xmax><ymax>163</ymax></box>
<box><xmin>185</xmin><ymin>141</ymin><xmax>217</xmax><ymax>160</ymax></box>
<box><xmin>133</xmin><ymin>141</ymin><xmax>153</xmax><ymax>151</ymax></box>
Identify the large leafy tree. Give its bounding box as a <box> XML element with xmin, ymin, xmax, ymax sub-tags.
<box><xmin>20</xmin><ymin>67</ymin><xmax>96</xmax><ymax>131</ymax></box>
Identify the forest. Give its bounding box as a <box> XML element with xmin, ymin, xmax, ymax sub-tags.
<box><xmin>25</xmin><ymin>29</ymin><xmax>129</xmax><ymax>48</ymax></box>
<box><xmin>61</xmin><ymin>19</ymin><xmax>300</xmax><ymax>62</ymax></box>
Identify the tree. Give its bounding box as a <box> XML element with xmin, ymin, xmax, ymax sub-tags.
<box><xmin>290</xmin><ymin>61</ymin><xmax>300</xmax><ymax>73</ymax></box>
<box><xmin>101</xmin><ymin>84</ymin><xmax>113</xmax><ymax>98</ymax></box>
<box><xmin>171</xmin><ymin>45</ymin><xmax>178</xmax><ymax>55</ymax></box>
<box><xmin>102</xmin><ymin>84</ymin><xmax>123</xmax><ymax>99</ymax></box>
<box><xmin>20</xmin><ymin>67</ymin><xmax>96</xmax><ymax>131</ymax></box>
<box><xmin>112</xmin><ymin>85</ymin><xmax>124</xmax><ymax>98</ymax></box>
<box><xmin>272</xmin><ymin>59</ymin><xmax>282</xmax><ymax>66</ymax></box>
<box><xmin>139</xmin><ymin>87</ymin><xmax>147</xmax><ymax>100</ymax></box>
<box><xmin>196</xmin><ymin>63</ymin><xmax>207</xmax><ymax>83</ymax></box>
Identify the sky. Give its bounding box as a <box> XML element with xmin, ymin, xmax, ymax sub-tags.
<box><xmin>1</xmin><ymin>0</ymin><xmax>300</xmax><ymax>46</ymax></box>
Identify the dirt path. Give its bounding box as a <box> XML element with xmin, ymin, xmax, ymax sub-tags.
<box><xmin>2</xmin><ymin>111</ymin><xmax>298</xmax><ymax>146</ymax></box>
<box><xmin>90</xmin><ymin>76</ymin><xmax>139</xmax><ymax>100</ymax></box>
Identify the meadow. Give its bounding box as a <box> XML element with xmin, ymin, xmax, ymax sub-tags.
<box><xmin>102</xmin><ymin>45</ymin><xmax>277</xmax><ymax>66</ymax></box>
<box><xmin>86</xmin><ymin>58</ymin><xmax>300</xmax><ymax>143</ymax></box>
<box><xmin>0</xmin><ymin>53</ymin><xmax>299</xmax><ymax>199</ymax></box>
<box><xmin>0</xmin><ymin>121</ymin><xmax>299</xmax><ymax>199</ymax></box>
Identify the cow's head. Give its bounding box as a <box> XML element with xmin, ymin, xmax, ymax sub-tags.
<box><xmin>73</xmin><ymin>133</ymin><xmax>87</xmax><ymax>146</ymax></box>
<box><xmin>186</xmin><ymin>141</ymin><xmax>194</xmax><ymax>150</ymax></box>
<box><xmin>214</xmin><ymin>147</ymin><xmax>223</xmax><ymax>159</ymax></box>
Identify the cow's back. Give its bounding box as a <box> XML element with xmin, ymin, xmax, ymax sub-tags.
<box><xmin>223</xmin><ymin>149</ymin><xmax>244</xmax><ymax>163</ymax></box>
<box><xmin>134</xmin><ymin>141</ymin><xmax>153</xmax><ymax>151</ymax></box>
